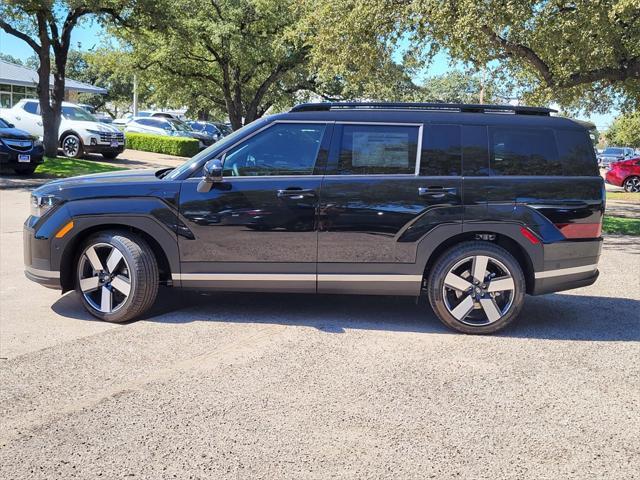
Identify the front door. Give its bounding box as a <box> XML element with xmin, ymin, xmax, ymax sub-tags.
<box><xmin>317</xmin><ymin>122</ymin><xmax>463</xmax><ymax>294</ymax></box>
<box><xmin>177</xmin><ymin>121</ymin><xmax>331</xmax><ymax>292</ymax></box>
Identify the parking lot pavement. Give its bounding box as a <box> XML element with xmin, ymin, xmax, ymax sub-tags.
<box><xmin>1</xmin><ymin>187</ymin><xmax>639</xmax><ymax>479</ymax></box>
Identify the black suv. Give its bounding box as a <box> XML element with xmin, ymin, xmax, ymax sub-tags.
<box><xmin>24</xmin><ymin>103</ymin><xmax>604</xmax><ymax>334</ymax></box>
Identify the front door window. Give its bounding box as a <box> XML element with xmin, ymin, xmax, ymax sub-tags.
<box><xmin>223</xmin><ymin>123</ymin><xmax>326</xmax><ymax>176</ymax></box>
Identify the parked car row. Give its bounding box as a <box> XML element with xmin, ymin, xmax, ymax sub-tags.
<box><xmin>597</xmin><ymin>146</ymin><xmax>636</xmax><ymax>168</ymax></box>
<box><xmin>0</xmin><ymin>99</ymin><xmax>125</xmax><ymax>160</ymax></box>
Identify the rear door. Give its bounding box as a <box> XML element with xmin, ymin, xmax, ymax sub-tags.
<box><xmin>177</xmin><ymin>121</ymin><xmax>332</xmax><ymax>292</ymax></box>
<box><xmin>317</xmin><ymin>122</ymin><xmax>463</xmax><ymax>295</ymax></box>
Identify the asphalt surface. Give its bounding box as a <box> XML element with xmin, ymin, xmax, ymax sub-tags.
<box><xmin>1</xmin><ymin>187</ymin><xmax>639</xmax><ymax>479</ymax></box>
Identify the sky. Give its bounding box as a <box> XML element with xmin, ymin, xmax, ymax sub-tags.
<box><xmin>0</xmin><ymin>20</ymin><xmax>617</xmax><ymax>130</ymax></box>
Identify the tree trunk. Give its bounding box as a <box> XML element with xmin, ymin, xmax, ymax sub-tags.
<box><xmin>35</xmin><ymin>39</ymin><xmax>61</xmax><ymax>157</ymax></box>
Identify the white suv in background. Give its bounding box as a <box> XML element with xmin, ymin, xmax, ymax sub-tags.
<box><xmin>0</xmin><ymin>99</ymin><xmax>125</xmax><ymax>159</ymax></box>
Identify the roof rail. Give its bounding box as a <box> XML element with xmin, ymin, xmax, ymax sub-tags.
<box><xmin>289</xmin><ymin>102</ymin><xmax>556</xmax><ymax>116</ymax></box>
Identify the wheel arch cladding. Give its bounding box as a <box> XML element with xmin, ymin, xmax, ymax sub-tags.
<box><xmin>57</xmin><ymin>219</ymin><xmax>176</xmax><ymax>293</ymax></box>
<box><xmin>418</xmin><ymin>227</ymin><xmax>538</xmax><ymax>294</ymax></box>
<box><xmin>59</xmin><ymin>130</ymin><xmax>83</xmax><ymax>147</ymax></box>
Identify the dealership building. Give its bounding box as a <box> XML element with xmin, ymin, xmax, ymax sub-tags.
<box><xmin>0</xmin><ymin>59</ymin><xmax>106</xmax><ymax>108</ymax></box>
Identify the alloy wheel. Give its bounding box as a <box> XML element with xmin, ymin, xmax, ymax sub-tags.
<box><xmin>442</xmin><ymin>255</ymin><xmax>516</xmax><ymax>326</ymax></box>
<box><xmin>78</xmin><ymin>242</ymin><xmax>131</xmax><ymax>313</ymax></box>
<box><xmin>63</xmin><ymin>136</ymin><xmax>80</xmax><ymax>157</ymax></box>
<box><xmin>624</xmin><ymin>177</ymin><xmax>640</xmax><ymax>193</ymax></box>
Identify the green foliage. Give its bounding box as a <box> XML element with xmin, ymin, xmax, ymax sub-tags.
<box><xmin>606</xmin><ymin>112</ymin><xmax>640</xmax><ymax>147</ymax></box>
<box><xmin>308</xmin><ymin>0</ymin><xmax>640</xmax><ymax>113</ymax></box>
<box><xmin>125</xmin><ymin>133</ymin><xmax>199</xmax><ymax>157</ymax></box>
<box><xmin>36</xmin><ymin>156</ymin><xmax>124</xmax><ymax>177</ymax></box>
<box><xmin>603</xmin><ymin>216</ymin><xmax>640</xmax><ymax>236</ymax></box>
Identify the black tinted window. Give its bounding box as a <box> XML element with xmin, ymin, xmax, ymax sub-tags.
<box><xmin>421</xmin><ymin>124</ymin><xmax>461</xmax><ymax>176</ymax></box>
<box><xmin>23</xmin><ymin>101</ymin><xmax>38</xmax><ymax>114</ymax></box>
<box><xmin>337</xmin><ymin>124</ymin><xmax>419</xmax><ymax>175</ymax></box>
<box><xmin>490</xmin><ymin>127</ymin><xmax>561</xmax><ymax>175</ymax></box>
<box><xmin>462</xmin><ymin>125</ymin><xmax>489</xmax><ymax>176</ymax></box>
<box><xmin>224</xmin><ymin>123</ymin><xmax>326</xmax><ymax>176</ymax></box>
<box><xmin>556</xmin><ymin>129</ymin><xmax>598</xmax><ymax>176</ymax></box>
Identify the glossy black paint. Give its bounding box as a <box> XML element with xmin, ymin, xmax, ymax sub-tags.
<box><xmin>0</xmin><ymin>124</ymin><xmax>44</xmax><ymax>169</ymax></box>
<box><xmin>23</xmin><ymin>106</ymin><xmax>604</xmax><ymax>300</ymax></box>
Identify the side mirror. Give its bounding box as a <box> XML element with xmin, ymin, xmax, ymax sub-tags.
<box><xmin>197</xmin><ymin>158</ymin><xmax>224</xmax><ymax>193</ymax></box>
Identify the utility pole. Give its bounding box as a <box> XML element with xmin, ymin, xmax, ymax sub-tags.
<box><xmin>133</xmin><ymin>74</ymin><xmax>138</xmax><ymax>116</ymax></box>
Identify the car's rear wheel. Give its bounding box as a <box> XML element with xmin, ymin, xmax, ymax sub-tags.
<box><xmin>427</xmin><ymin>241</ymin><xmax>525</xmax><ymax>334</ymax></box>
<box><xmin>61</xmin><ymin>133</ymin><xmax>84</xmax><ymax>158</ymax></box>
<box><xmin>76</xmin><ymin>231</ymin><xmax>158</xmax><ymax>323</ymax></box>
<box><xmin>623</xmin><ymin>176</ymin><xmax>640</xmax><ymax>192</ymax></box>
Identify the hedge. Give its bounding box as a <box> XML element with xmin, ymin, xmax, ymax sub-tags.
<box><xmin>125</xmin><ymin>132</ymin><xmax>199</xmax><ymax>157</ymax></box>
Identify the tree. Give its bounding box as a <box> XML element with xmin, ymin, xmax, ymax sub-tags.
<box><xmin>117</xmin><ymin>0</ymin><xmax>317</xmax><ymax>129</ymax></box>
<box><xmin>417</xmin><ymin>70</ymin><xmax>504</xmax><ymax>104</ymax></box>
<box><xmin>606</xmin><ymin>112</ymin><xmax>640</xmax><ymax>147</ymax></box>
<box><xmin>0</xmin><ymin>1</ymin><xmax>155</xmax><ymax>156</ymax></box>
<box><xmin>307</xmin><ymin>0</ymin><xmax>640</xmax><ymax>112</ymax></box>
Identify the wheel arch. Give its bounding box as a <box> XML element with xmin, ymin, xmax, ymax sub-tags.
<box><xmin>58</xmin><ymin>129</ymin><xmax>85</xmax><ymax>147</ymax></box>
<box><xmin>417</xmin><ymin>224</ymin><xmax>540</xmax><ymax>294</ymax></box>
<box><xmin>58</xmin><ymin>222</ymin><xmax>175</xmax><ymax>293</ymax></box>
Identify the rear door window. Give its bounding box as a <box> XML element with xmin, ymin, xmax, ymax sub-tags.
<box><xmin>489</xmin><ymin>127</ymin><xmax>561</xmax><ymax>175</ymax></box>
<box><xmin>556</xmin><ymin>129</ymin><xmax>598</xmax><ymax>176</ymax></box>
<box><xmin>334</xmin><ymin>124</ymin><xmax>420</xmax><ymax>175</ymax></box>
<box><xmin>421</xmin><ymin>124</ymin><xmax>461</xmax><ymax>176</ymax></box>
<box><xmin>22</xmin><ymin>101</ymin><xmax>39</xmax><ymax>114</ymax></box>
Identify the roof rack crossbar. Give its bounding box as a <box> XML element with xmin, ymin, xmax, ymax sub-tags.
<box><xmin>289</xmin><ymin>102</ymin><xmax>556</xmax><ymax>116</ymax></box>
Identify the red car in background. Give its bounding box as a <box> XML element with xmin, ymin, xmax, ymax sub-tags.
<box><xmin>605</xmin><ymin>157</ymin><xmax>640</xmax><ymax>192</ymax></box>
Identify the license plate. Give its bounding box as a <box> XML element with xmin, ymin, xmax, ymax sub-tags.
<box><xmin>18</xmin><ymin>154</ymin><xmax>31</xmax><ymax>163</ymax></box>
<box><xmin>110</xmin><ymin>140</ymin><xmax>119</xmax><ymax>147</ymax></box>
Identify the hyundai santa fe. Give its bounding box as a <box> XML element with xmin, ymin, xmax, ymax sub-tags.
<box><xmin>24</xmin><ymin>102</ymin><xmax>604</xmax><ymax>334</ymax></box>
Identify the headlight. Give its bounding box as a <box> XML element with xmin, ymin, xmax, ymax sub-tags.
<box><xmin>32</xmin><ymin>137</ymin><xmax>43</xmax><ymax>147</ymax></box>
<box><xmin>30</xmin><ymin>194</ymin><xmax>61</xmax><ymax>218</ymax></box>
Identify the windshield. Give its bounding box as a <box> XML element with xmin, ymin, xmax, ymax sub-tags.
<box><xmin>164</xmin><ymin>117</ymin><xmax>269</xmax><ymax>180</ymax></box>
<box><xmin>167</xmin><ymin>119</ymin><xmax>192</xmax><ymax>132</ymax></box>
<box><xmin>62</xmin><ymin>106</ymin><xmax>97</xmax><ymax>122</ymax></box>
<box><xmin>603</xmin><ymin>147</ymin><xmax>623</xmax><ymax>155</ymax></box>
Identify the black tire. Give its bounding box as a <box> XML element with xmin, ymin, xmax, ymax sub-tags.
<box><xmin>13</xmin><ymin>165</ymin><xmax>37</xmax><ymax>175</ymax></box>
<box><xmin>61</xmin><ymin>133</ymin><xmax>84</xmax><ymax>158</ymax></box>
<box><xmin>101</xmin><ymin>151</ymin><xmax>119</xmax><ymax>160</ymax></box>
<box><xmin>427</xmin><ymin>241</ymin><xmax>526</xmax><ymax>334</ymax></box>
<box><xmin>623</xmin><ymin>176</ymin><xmax>640</xmax><ymax>193</ymax></box>
<box><xmin>76</xmin><ymin>231</ymin><xmax>159</xmax><ymax>323</ymax></box>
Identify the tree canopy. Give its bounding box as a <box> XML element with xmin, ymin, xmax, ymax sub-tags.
<box><xmin>606</xmin><ymin>112</ymin><xmax>640</xmax><ymax>147</ymax></box>
<box><xmin>307</xmin><ymin>0</ymin><xmax>640</xmax><ymax>112</ymax></box>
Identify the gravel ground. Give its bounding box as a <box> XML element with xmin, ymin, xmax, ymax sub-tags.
<box><xmin>1</xmin><ymin>187</ymin><xmax>639</xmax><ymax>479</ymax></box>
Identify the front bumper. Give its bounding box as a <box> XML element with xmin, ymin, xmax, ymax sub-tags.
<box><xmin>84</xmin><ymin>143</ymin><xmax>125</xmax><ymax>154</ymax></box>
<box><xmin>0</xmin><ymin>146</ymin><xmax>44</xmax><ymax>167</ymax></box>
<box><xmin>23</xmin><ymin>221</ymin><xmax>61</xmax><ymax>289</ymax></box>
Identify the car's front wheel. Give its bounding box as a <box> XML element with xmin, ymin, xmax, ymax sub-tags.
<box><xmin>76</xmin><ymin>231</ymin><xmax>158</xmax><ymax>323</ymax></box>
<box><xmin>427</xmin><ymin>241</ymin><xmax>525</xmax><ymax>334</ymax></box>
<box><xmin>623</xmin><ymin>176</ymin><xmax>640</xmax><ymax>193</ymax></box>
<box><xmin>61</xmin><ymin>133</ymin><xmax>84</xmax><ymax>158</ymax></box>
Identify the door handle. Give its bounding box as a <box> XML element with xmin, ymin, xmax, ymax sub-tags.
<box><xmin>418</xmin><ymin>186</ymin><xmax>458</xmax><ymax>198</ymax></box>
<box><xmin>277</xmin><ymin>188</ymin><xmax>316</xmax><ymax>199</ymax></box>
<box><xmin>15</xmin><ymin>116</ymin><xmax>21</xmax><ymax>121</ymax></box>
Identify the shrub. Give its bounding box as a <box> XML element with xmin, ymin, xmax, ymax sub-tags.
<box><xmin>125</xmin><ymin>133</ymin><xmax>199</xmax><ymax>157</ymax></box>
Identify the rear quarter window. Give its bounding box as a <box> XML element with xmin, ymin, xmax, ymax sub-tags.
<box><xmin>489</xmin><ymin>127</ymin><xmax>562</xmax><ymax>176</ymax></box>
<box><xmin>556</xmin><ymin>129</ymin><xmax>598</xmax><ymax>176</ymax></box>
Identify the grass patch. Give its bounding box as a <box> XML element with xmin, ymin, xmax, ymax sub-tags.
<box><xmin>35</xmin><ymin>156</ymin><xmax>125</xmax><ymax>178</ymax></box>
<box><xmin>603</xmin><ymin>216</ymin><xmax>640</xmax><ymax>236</ymax></box>
<box><xmin>607</xmin><ymin>191</ymin><xmax>640</xmax><ymax>202</ymax></box>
